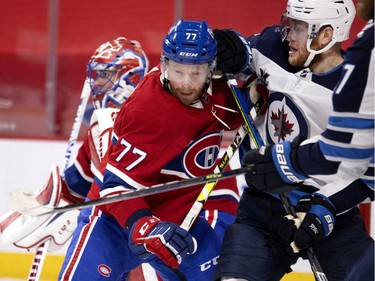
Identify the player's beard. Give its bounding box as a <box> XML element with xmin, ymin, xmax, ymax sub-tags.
<box><xmin>288</xmin><ymin>48</ymin><xmax>310</xmax><ymax>68</ymax></box>
<box><xmin>288</xmin><ymin>38</ymin><xmax>323</xmax><ymax>68</ymax></box>
<box><xmin>169</xmin><ymin>82</ymin><xmax>205</xmax><ymax>106</ymax></box>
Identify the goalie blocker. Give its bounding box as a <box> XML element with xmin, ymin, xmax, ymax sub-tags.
<box><xmin>0</xmin><ymin>165</ymin><xmax>79</xmax><ymax>252</ymax></box>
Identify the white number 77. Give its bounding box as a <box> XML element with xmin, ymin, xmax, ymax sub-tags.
<box><xmin>186</xmin><ymin>32</ymin><xmax>197</xmax><ymax>40</ymax></box>
<box><xmin>115</xmin><ymin>139</ymin><xmax>147</xmax><ymax>171</ymax></box>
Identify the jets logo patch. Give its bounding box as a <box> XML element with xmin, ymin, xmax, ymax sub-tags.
<box><xmin>266</xmin><ymin>92</ymin><xmax>308</xmax><ymax>144</ymax></box>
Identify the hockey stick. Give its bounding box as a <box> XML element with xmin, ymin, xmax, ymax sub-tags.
<box><xmin>181</xmin><ymin>95</ymin><xmax>265</xmax><ymax>231</ymax></box>
<box><xmin>278</xmin><ymin>193</ymin><xmax>328</xmax><ymax>281</ymax></box>
<box><xmin>225</xmin><ymin>73</ymin><xmax>328</xmax><ymax>281</ymax></box>
<box><xmin>12</xmin><ymin>166</ymin><xmax>254</xmax><ymax>217</ymax></box>
<box><xmin>26</xmin><ymin>80</ymin><xmax>91</xmax><ymax>281</ymax></box>
<box><xmin>180</xmin><ymin>125</ymin><xmax>247</xmax><ymax>230</ymax></box>
<box><xmin>61</xmin><ymin>79</ymin><xmax>91</xmax><ymax>180</ymax></box>
<box><xmin>27</xmin><ymin>240</ymin><xmax>50</xmax><ymax>281</ymax></box>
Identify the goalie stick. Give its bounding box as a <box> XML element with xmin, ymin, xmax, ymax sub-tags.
<box><xmin>26</xmin><ymin>79</ymin><xmax>91</xmax><ymax>281</ymax></box>
<box><xmin>61</xmin><ymin>79</ymin><xmax>91</xmax><ymax>180</ymax></box>
<box><xmin>27</xmin><ymin>240</ymin><xmax>50</xmax><ymax>281</ymax></box>
<box><xmin>225</xmin><ymin>73</ymin><xmax>328</xmax><ymax>281</ymax></box>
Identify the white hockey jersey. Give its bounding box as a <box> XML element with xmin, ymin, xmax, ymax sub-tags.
<box><xmin>241</xmin><ymin>24</ymin><xmax>372</xmax><ymax>211</ymax></box>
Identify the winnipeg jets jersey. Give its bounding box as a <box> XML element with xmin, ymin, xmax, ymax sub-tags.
<box><xmin>297</xmin><ymin>20</ymin><xmax>375</xmax><ymax>206</ymax></box>
<box><xmin>248</xmin><ymin>25</ymin><xmax>342</xmax><ymax>145</ymax></box>
<box><xmin>87</xmin><ymin>66</ymin><xmax>243</xmax><ymax>227</ymax></box>
<box><xmin>244</xmin><ymin>25</ymin><xmax>361</xmax><ymax>206</ymax></box>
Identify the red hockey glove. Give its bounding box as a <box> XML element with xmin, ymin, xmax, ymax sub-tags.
<box><xmin>129</xmin><ymin>216</ymin><xmax>197</xmax><ymax>268</ymax></box>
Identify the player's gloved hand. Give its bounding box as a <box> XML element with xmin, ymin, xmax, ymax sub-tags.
<box><xmin>129</xmin><ymin>216</ymin><xmax>197</xmax><ymax>268</ymax></box>
<box><xmin>242</xmin><ymin>136</ymin><xmax>307</xmax><ymax>193</ymax></box>
<box><xmin>277</xmin><ymin>194</ymin><xmax>336</xmax><ymax>255</ymax></box>
<box><xmin>213</xmin><ymin>29</ymin><xmax>251</xmax><ymax>75</ymax></box>
<box><xmin>0</xmin><ymin>165</ymin><xmax>79</xmax><ymax>252</ymax></box>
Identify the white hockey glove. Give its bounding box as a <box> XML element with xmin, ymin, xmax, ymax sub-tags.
<box><xmin>0</xmin><ymin>165</ymin><xmax>79</xmax><ymax>252</ymax></box>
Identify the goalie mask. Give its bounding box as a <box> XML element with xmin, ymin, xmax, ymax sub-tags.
<box><xmin>87</xmin><ymin>37</ymin><xmax>149</xmax><ymax>109</ymax></box>
<box><xmin>282</xmin><ymin>0</ymin><xmax>355</xmax><ymax>66</ymax></box>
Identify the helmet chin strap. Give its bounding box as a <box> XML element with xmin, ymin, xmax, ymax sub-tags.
<box><xmin>303</xmin><ymin>38</ymin><xmax>337</xmax><ymax>67</ymax></box>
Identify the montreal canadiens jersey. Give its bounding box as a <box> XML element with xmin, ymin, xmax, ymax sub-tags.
<box><xmin>296</xmin><ymin>20</ymin><xmax>375</xmax><ymax>206</ymax></box>
<box><xmin>87</xmin><ymin>66</ymin><xmax>243</xmax><ymax>227</ymax></box>
<box><xmin>63</xmin><ymin>108</ymin><xmax>120</xmax><ymax>202</ymax></box>
<box><xmin>243</xmin><ymin>25</ymin><xmax>359</xmax><ymax>206</ymax></box>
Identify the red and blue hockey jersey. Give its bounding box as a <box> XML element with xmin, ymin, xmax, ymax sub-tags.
<box><xmin>85</xmin><ymin>66</ymin><xmax>243</xmax><ymax>227</ymax></box>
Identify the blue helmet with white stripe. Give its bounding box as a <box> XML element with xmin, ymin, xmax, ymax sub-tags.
<box><xmin>162</xmin><ymin>19</ymin><xmax>217</xmax><ymax>65</ymax></box>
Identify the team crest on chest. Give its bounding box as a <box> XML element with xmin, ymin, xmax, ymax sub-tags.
<box><xmin>266</xmin><ymin>92</ymin><xmax>308</xmax><ymax>144</ymax></box>
<box><xmin>183</xmin><ymin>132</ymin><xmax>221</xmax><ymax>177</ymax></box>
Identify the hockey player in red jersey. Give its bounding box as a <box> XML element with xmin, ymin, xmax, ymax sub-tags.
<box><xmin>58</xmin><ymin>19</ymin><xmax>243</xmax><ymax>281</ymax></box>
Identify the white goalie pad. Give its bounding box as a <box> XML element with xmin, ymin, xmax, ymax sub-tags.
<box><xmin>0</xmin><ymin>165</ymin><xmax>79</xmax><ymax>252</ymax></box>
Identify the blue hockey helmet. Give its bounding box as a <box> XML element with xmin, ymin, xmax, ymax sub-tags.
<box><xmin>162</xmin><ymin>19</ymin><xmax>217</xmax><ymax>65</ymax></box>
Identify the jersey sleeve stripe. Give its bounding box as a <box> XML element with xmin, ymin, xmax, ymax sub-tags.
<box><xmin>327</xmin><ymin>116</ymin><xmax>374</xmax><ymax>130</ymax></box>
<box><xmin>319</xmin><ymin>140</ymin><xmax>374</xmax><ymax>160</ymax></box>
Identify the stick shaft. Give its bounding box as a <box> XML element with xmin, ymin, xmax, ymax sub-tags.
<box><xmin>61</xmin><ymin>80</ymin><xmax>91</xmax><ymax>178</ymax></box>
<box><xmin>27</xmin><ymin>80</ymin><xmax>90</xmax><ymax>281</ymax></box>
<box><xmin>278</xmin><ymin>193</ymin><xmax>328</xmax><ymax>281</ymax></box>
<box><xmin>30</xmin><ymin>166</ymin><xmax>253</xmax><ymax>216</ymax></box>
<box><xmin>226</xmin><ymin>74</ymin><xmax>264</xmax><ymax>147</ymax></box>
<box><xmin>180</xmin><ymin>125</ymin><xmax>247</xmax><ymax>230</ymax></box>
<box><xmin>181</xmin><ymin>95</ymin><xmax>265</xmax><ymax>230</ymax></box>
<box><xmin>27</xmin><ymin>240</ymin><xmax>50</xmax><ymax>281</ymax></box>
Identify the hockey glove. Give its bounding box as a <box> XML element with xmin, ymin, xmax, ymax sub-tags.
<box><xmin>1</xmin><ymin>165</ymin><xmax>79</xmax><ymax>252</ymax></box>
<box><xmin>277</xmin><ymin>194</ymin><xmax>336</xmax><ymax>255</ymax></box>
<box><xmin>242</xmin><ymin>136</ymin><xmax>307</xmax><ymax>193</ymax></box>
<box><xmin>129</xmin><ymin>216</ymin><xmax>197</xmax><ymax>268</ymax></box>
<box><xmin>213</xmin><ymin>29</ymin><xmax>251</xmax><ymax>75</ymax></box>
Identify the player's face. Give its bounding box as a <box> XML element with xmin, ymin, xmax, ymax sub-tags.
<box><xmin>285</xmin><ymin>19</ymin><xmax>310</xmax><ymax>67</ymax></box>
<box><xmin>89</xmin><ymin>69</ymin><xmax>120</xmax><ymax>108</ymax></box>
<box><xmin>165</xmin><ymin>60</ymin><xmax>210</xmax><ymax>106</ymax></box>
<box><xmin>90</xmin><ymin>70</ymin><xmax>117</xmax><ymax>94</ymax></box>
